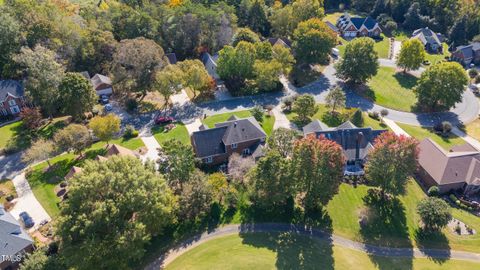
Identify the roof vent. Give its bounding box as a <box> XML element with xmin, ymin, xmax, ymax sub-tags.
<box><xmin>234</xmin><ymin>122</ymin><xmax>237</xmax><ymax>127</ymax></box>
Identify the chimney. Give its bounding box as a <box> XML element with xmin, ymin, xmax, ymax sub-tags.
<box><xmin>355</xmin><ymin>132</ymin><xmax>364</xmax><ymax>160</ymax></box>
<box><xmin>234</xmin><ymin>122</ymin><xmax>237</xmax><ymax>128</ymax></box>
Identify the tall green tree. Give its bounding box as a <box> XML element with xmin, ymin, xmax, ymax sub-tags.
<box><xmin>112</xmin><ymin>37</ymin><xmax>166</xmax><ymax>97</ymax></box>
<box><xmin>247</xmin><ymin>1</ymin><xmax>270</xmax><ymax>36</ymax></box>
<box><xmin>272</xmin><ymin>44</ymin><xmax>295</xmax><ymax>74</ymax></box>
<box><xmin>249</xmin><ymin>150</ymin><xmax>292</xmax><ymax>208</ymax></box>
<box><xmin>292</xmin><ymin>94</ymin><xmax>317</xmax><ymax>123</ymax></box>
<box><xmin>88</xmin><ymin>114</ymin><xmax>121</xmax><ymax>144</ymax></box>
<box><xmin>14</xmin><ymin>45</ymin><xmax>64</xmax><ymax>117</ymax></box>
<box><xmin>293</xmin><ymin>18</ymin><xmax>337</xmax><ymax>64</ymax></box>
<box><xmin>154</xmin><ymin>64</ymin><xmax>184</xmax><ymax>111</ymax></box>
<box><xmin>22</xmin><ymin>139</ymin><xmax>56</xmax><ymax>168</ymax></box>
<box><xmin>177</xmin><ymin>170</ymin><xmax>213</xmax><ymax>220</ymax></box>
<box><xmin>158</xmin><ymin>139</ymin><xmax>196</xmax><ymax>192</ymax></box>
<box><xmin>267</xmin><ymin>127</ymin><xmax>298</xmax><ymax>158</ymax></box>
<box><xmin>0</xmin><ymin>12</ymin><xmax>21</xmax><ymax>77</ymax></box>
<box><xmin>292</xmin><ymin>137</ymin><xmax>345</xmax><ymax>209</ymax></box>
<box><xmin>231</xmin><ymin>27</ymin><xmax>261</xmax><ymax>47</ymax></box>
<box><xmin>325</xmin><ymin>87</ymin><xmax>346</xmax><ymax>113</ymax></box>
<box><xmin>365</xmin><ymin>132</ymin><xmax>419</xmax><ymax>197</ymax></box>
<box><xmin>397</xmin><ymin>39</ymin><xmax>426</xmax><ymax>72</ymax></box>
<box><xmin>217</xmin><ymin>41</ymin><xmax>257</xmax><ymax>94</ymax></box>
<box><xmin>57</xmin><ymin>156</ymin><xmax>176</xmax><ymax>270</ymax></box>
<box><xmin>253</xmin><ymin>60</ymin><xmax>283</xmax><ymax>92</ymax></box>
<box><xmin>177</xmin><ymin>59</ymin><xmax>213</xmax><ymax>100</ymax></box>
<box><xmin>414</xmin><ymin>62</ymin><xmax>469</xmax><ymax>111</ymax></box>
<box><xmin>54</xmin><ymin>124</ymin><xmax>92</xmax><ymax>156</ymax></box>
<box><xmin>335</xmin><ymin>37</ymin><xmax>379</xmax><ymax>84</ymax></box>
<box><xmin>58</xmin><ymin>73</ymin><xmax>97</xmax><ymax>120</ymax></box>
<box><xmin>417</xmin><ymin>197</ymin><xmax>452</xmax><ymax>232</ymax></box>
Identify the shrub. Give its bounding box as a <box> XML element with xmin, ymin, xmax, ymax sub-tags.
<box><xmin>468</xmin><ymin>69</ymin><xmax>478</xmax><ymax>79</ymax></box>
<box><xmin>125</xmin><ymin>98</ymin><xmax>138</xmax><ymax>112</ymax></box>
<box><xmin>368</xmin><ymin>111</ymin><xmax>380</xmax><ymax>120</ymax></box>
<box><xmin>427</xmin><ymin>186</ymin><xmax>440</xmax><ymax>197</ymax></box>
<box><xmin>380</xmin><ymin>109</ymin><xmax>389</xmax><ymax>118</ymax></box>
<box><xmin>449</xmin><ymin>194</ymin><xmax>458</xmax><ymax>202</ymax></box>
<box><xmin>6</xmin><ymin>195</ymin><xmax>14</xmax><ymax>202</ymax></box>
<box><xmin>124</xmin><ymin>125</ymin><xmax>139</xmax><ymax>138</ymax></box>
<box><xmin>441</xmin><ymin>121</ymin><xmax>452</xmax><ymax>134</ymax></box>
<box><xmin>250</xmin><ymin>105</ymin><xmax>264</xmax><ymax>123</ymax></box>
<box><xmin>350</xmin><ymin>109</ymin><xmax>364</xmax><ymax>127</ymax></box>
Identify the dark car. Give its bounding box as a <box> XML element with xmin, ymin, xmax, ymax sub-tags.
<box><xmin>98</xmin><ymin>95</ymin><xmax>109</xmax><ymax>104</ymax></box>
<box><xmin>19</xmin><ymin>211</ymin><xmax>34</xmax><ymax>228</ymax></box>
<box><xmin>155</xmin><ymin>116</ymin><xmax>174</xmax><ymax>125</ymax></box>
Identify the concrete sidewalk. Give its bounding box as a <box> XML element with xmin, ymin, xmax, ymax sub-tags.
<box><xmin>383</xmin><ymin>118</ymin><xmax>411</xmax><ymax>137</ymax></box>
<box><xmin>272</xmin><ymin>106</ymin><xmax>297</xmax><ymax>130</ymax></box>
<box><xmin>452</xmin><ymin>127</ymin><xmax>480</xmax><ymax>151</ymax></box>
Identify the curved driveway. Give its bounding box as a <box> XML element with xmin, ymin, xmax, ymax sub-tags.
<box><xmin>145</xmin><ymin>223</ymin><xmax>480</xmax><ymax>269</ymax></box>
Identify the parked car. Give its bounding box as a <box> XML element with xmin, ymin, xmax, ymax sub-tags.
<box><xmin>104</xmin><ymin>104</ymin><xmax>113</xmax><ymax>112</ymax></box>
<box><xmin>19</xmin><ymin>211</ymin><xmax>34</xmax><ymax>228</ymax></box>
<box><xmin>99</xmin><ymin>95</ymin><xmax>109</xmax><ymax>104</ymax></box>
<box><xmin>155</xmin><ymin>116</ymin><xmax>174</xmax><ymax>125</ymax></box>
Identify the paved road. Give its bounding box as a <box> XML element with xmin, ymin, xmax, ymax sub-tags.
<box><xmin>0</xmin><ymin>152</ymin><xmax>24</xmax><ymax>180</ymax></box>
<box><xmin>145</xmin><ymin>223</ymin><xmax>480</xmax><ymax>269</ymax></box>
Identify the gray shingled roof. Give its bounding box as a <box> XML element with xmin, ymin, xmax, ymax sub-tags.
<box><xmin>412</xmin><ymin>28</ymin><xmax>441</xmax><ymax>47</ymax></box>
<box><xmin>91</xmin><ymin>74</ymin><xmax>111</xmax><ymax>90</ymax></box>
<box><xmin>0</xmin><ymin>80</ymin><xmax>24</xmax><ymax>101</ymax></box>
<box><xmin>0</xmin><ymin>206</ymin><xmax>33</xmax><ymax>263</ymax></box>
<box><xmin>191</xmin><ymin>126</ymin><xmax>228</xmax><ymax>158</ymax></box>
<box><xmin>303</xmin><ymin>119</ymin><xmax>331</xmax><ymax>135</ymax></box>
<box><xmin>215</xmin><ymin>117</ymin><xmax>267</xmax><ymax>145</ymax></box>
<box><xmin>165</xmin><ymin>53</ymin><xmax>177</xmax><ymax>65</ymax></box>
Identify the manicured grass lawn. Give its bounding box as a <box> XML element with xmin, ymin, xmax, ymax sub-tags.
<box><xmin>465</xmin><ymin>118</ymin><xmax>480</xmax><ymax>141</ymax></box>
<box><xmin>166</xmin><ymin>233</ymin><xmax>480</xmax><ymax>270</ymax></box>
<box><xmin>0</xmin><ymin>179</ymin><xmax>17</xmax><ymax>204</ymax></box>
<box><xmin>337</xmin><ymin>35</ymin><xmax>390</xmax><ymax>59</ymax></box>
<box><xmin>366</xmin><ymin>66</ymin><xmax>418</xmax><ymax>112</ymax></box>
<box><xmin>327</xmin><ymin>180</ymin><xmax>480</xmax><ymax>253</ymax></box>
<box><xmin>26</xmin><ymin>137</ymin><xmax>144</xmax><ymax>217</ymax></box>
<box><xmin>0</xmin><ymin>116</ymin><xmax>70</xmax><ymax>152</ymax></box>
<box><xmin>424</xmin><ymin>43</ymin><xmax>450</xmax><ymax>65</ymax></box>
<box><xmin>202</xmin><ymin>110</ymin><xmax>275</xmax><ymax>136</ymax></box>
<box><xmin>396</xmin><ymin>122</ymin><xmax>466</xmax><ymax>150</ymax></box>
<box><xmin>152</xmin><ymin>123</ymin><xmax>190</xmax><ymax>146</ymax></box>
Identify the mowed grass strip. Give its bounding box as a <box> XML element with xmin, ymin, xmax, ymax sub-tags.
<box><xmin>396</xmin><ymin>122</ymin><xmax>466</xmax><ymax>151</ymax></box>
<box><xmin>367</xmin><ymin>67</ymin><xmax>418</xmax><ymax>112</ymax></box>
<box><xmin>202</xmin><ymin>110</ymin><xmax>275</xmax><ymax>136</ymax></box>
<box><xmin>166</xmin><ymin>233</ymin><xmax>480</xmax><ymax>270</ymax></box>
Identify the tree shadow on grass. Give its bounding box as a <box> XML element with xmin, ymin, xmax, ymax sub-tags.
<box><xmin>414</xmin><ymin>228</ymin><xmax>451</xmax><ymax>264</ymax></box>
<box><xmin>393</xmin><ymin>72</ymin><xmax>418</xmax><ymax>89</ymax></box>
<box><xmin>360</xmin><ymin>190</ymin><xmax>413</xmax><ymax>270</ymax></box>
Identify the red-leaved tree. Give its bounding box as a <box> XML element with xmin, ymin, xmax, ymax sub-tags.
<box><xmin>365</xmin><ymin>132</ymin><xmax>419</xmax><ymax>197</ymax></box>
<box><xmin>291</xmin><ymin>136</ymin><xmax>345</xmax><ymax>210</ymax></box>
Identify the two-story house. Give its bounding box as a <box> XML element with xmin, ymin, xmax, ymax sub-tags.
<box><xmin>452</xmin><ymin>42</ymin><xmax>480</xmax><ymax>67</ymax></box>
<box><xmin>0</xmin><ymin>80</ymin><xmax>27</xmax><ymax>116</ymax></box>
<box><xmin>411</xmin><ymin>27</ymin><xmax>443</xmax><ymax>53</ymax></box>
<box><xmin>191</xmin><ymin>115</ymin><xmax>267</xmax><ymax>165</ymax></box>
<box><xmin>336</xmin><ymin>13</ymin><xmax>382</xmax><ymax>38</ymax></box>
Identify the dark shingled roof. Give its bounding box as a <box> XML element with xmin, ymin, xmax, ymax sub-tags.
<box><xmin>363</xmin><ymin>17</ymin><xmax>377</xmax><ymax>30</ymax></box>
<box><xmin>325</xmin><ymin>21</ymin><xmax>339</xmax><ymax>33</ymax></box>
<box><xmin>455</xmin><ymin>42</ymin><xmax>480</xmax><ymax>59</ymax></box>
<box><xmin>350</xmin><ymin>17</ymin><xmax>365</xmax><ymax>30</ymax></box>
<box><xmin>191</xmin><ymin>117</ymin><xmax>267</xmax><ymax>158</ymax></box>
<box><xmin>309</xmin><ymin>120</ymin><xmax>387</xmax><ymax>161</ymax></box>
<box><xmin>303</xmin><ymin>119</ymin><xmax>331</xmax><ymax>136</ymax></box>
<box><xmin>191</xmin><ymin>126</ymin><xmax>228</xmax><ymax>157</ymax></box>
<box><xmin>0</xmin><ymin>80</ymin><xmax>24</xmax><ymax>101</ymax></box>
<box><xmin>165</xmin><ymin>53</ymin><xmax>177</xmax><ymax>65</ymax></box>
<box><xmin>412</xmin><ymin>28</ymin><xmax>441</xmax><ymax>47</ymax></box>
<box><xmin>0</xmin><ymin>206</ymin><xmax>33</xmax><ymax>264</ymax></box>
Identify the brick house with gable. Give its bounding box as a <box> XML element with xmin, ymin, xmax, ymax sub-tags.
<box><xmin>0</xmin><ymin>80</ymin><xmax>27</xmax><ymax>116</ymax></box>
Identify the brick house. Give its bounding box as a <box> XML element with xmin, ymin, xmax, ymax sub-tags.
<box><xmin>417</xmin><ymin>139</ymin><xmax>480</xmax><ymax>195</ymax></box>
<box><xmin>451</xmin><ymin>42</ymin><xmax>480</xmax><ymax>67</ymax></box>
<box><xmin>191</xmin><ymin>115</ymin><xmax>267</xmax><ymax>166</ymax></box>
<box><xmin>0</xmin><ymin>80</ymin><xmax>27</xmax><ymax>116</ymax></box>
<box><xmin>336</xmin><ymin>13</ymin><xmax>382</xmax><ymax>38</ymax></box>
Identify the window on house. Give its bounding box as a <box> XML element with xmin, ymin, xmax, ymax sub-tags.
<box><xmin>206</xmin><ymin>156</ymin><xmax>213</xmax><ymax>163</ymax></box>
<box><xmin>11</xmin><ymin>106</ymin><xmax>20</xmax><ymax>114</ymax></box>
<box><xmin>232</xmin><ymin>143</ymin><xmax>238</xmax><ymax>149</ymax></box>
<box><xmin>242</xmin><ymin>148</ymin><xmax>251</xmax><ymax>155</ymax></box>
<box><xmin>8</xmin><ymin>99</ymin><xmax>16</xmax><ymax>106</ymax></box>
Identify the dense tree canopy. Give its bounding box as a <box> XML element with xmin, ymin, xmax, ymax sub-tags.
<box><xmin>57</xmin><ymin>156</ymin><xmax>176</xmax><ymax>270</ymax></box>
<box><xmin>58</xmin><ymin>73</ymin><xmax>97</xmax><ymax>120</ymax></box>
<box><xmin>293</xmin><ymin>18</ymin><xmax>336</xmax><ymax>64</ymax></box>
<box><xmin>414</xmin><ymin>62</ymin><xmax>469</xmax><ymax>111</ymax></box>
<box><xmin>417</xmin><ymin>197</ymin><xmax>452</xmax><ymax>232</ymax></box>
<box><xmin>89</xmin><ymin>114</ymin><xmax>121</xmax><ymax>144</ymax></box>
<box><xmin>335</xmin><ymin>37</ymin><xmax>379</xmax><ymax>85</ymax></box>
<box><xmin>54</xmin><ymin>124</ymin><xmax>92</xmax><ymax>155</ymax></box>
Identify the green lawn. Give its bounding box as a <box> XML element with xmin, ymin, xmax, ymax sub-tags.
<box><xmin>337</xmin><ymin>34</ymin><xmax>390</xmax><ymax>59</ymax></box>
<box><xmin>202</xmin><ymin>110</ymin><xmax>275</xmax><ymax>136</ymax></box>
<box><xmin>425</xmin><ymin>43</ymin><xmax>450</xmax><ymax>65</ymax></box>
<box><xmin>396</xmin><ymin>123</ymin><xmax>466</xmax><ymax>151</ymax></box>
<box><xmin>0</xmin><ymin>116</ymin><xmax>70</xmax><ymax>152</ymax></box>
<box><xmin>366</xmin><ymin>66</ymin><xmax>418</xmax><ymax>112</ymax></box>
<box><xmin>26</xmin><ymin>137</ymin><xmax>144</xmax><ymax>217</ymax></box>
<box><xmin>152</xmin><ymin>123</ymin><xmax>190</xmax><ymax>146</ymax></box>
<box><xmin>166</xmin><ymin>233</ymin><xmax>480</xmax><ymax>270</ymax></box>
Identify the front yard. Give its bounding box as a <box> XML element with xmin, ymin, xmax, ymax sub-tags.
<box><xmin>337</xmin><ymin>34</ymin><xmax>390</xmax><ymax>59</ymax></box>
<box><xmin>0</xmin><ymin>179</ymin><xmax>17</xmax><ymax>205</ymax></box>
<box><xmin>365</xmin><ymin>67</ymin><xmax>418</xmax><ymax>112</ymax></box>
<box><xmin>152</xmin><ymin>123</ymin><xmax>190</xmax><ymax>146</ymax></box>
<box><xmin>396</xmin><ymin>122</ymin><xmax>466</xmax><ymax>150</ymax></box>
<box><xmin>26</xmin><ymin>137</ymin><xmax>144</xmax><ymax>217</ymax></box>
<box><xmin>202</xmin><ymin>110</ymin><xmax>275</xmax><ymax>136</ymax></box>
<box><xmin>424</xmin><ymin>43</ymin><xmax>450</xmax><ymax>65</ymax></box>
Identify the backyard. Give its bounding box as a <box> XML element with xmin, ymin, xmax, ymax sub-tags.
<box><xmin>396</xmin><ymin>123</ymin><xmax>466</xmax><ymax>150</ymax></box>
<box><xmin>365</xmin><ymin>67</ymin><xmax>418</xmax><ymax>112</ymax></box>
<box><xmin>202</xmin><ymin>110</ymin><xmax>275</xmax><ymax>136</ymax></box>
<box><xmin>165</xmin><ymin>233</ymin><xmax>480</xmax><ymax>270</ymax></box>
<box><xmin>26</xmin><ymin>137</ymin><xmax>144</xmax><ymax>217</ymax></box>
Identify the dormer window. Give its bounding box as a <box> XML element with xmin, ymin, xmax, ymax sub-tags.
<box><xmin>206</xmin><ymin>156</ymin><xmax>213</xmax><ymax>163</ymax></box>
<box><xmin>232</xmin><ymin>143</ymin><xmax>238</xmax><ymax>149</ymax></box>
<box><xmin>8</xmin><ymin>99</ymin><xmax>16</xmax><ymax>106</ymax></box>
